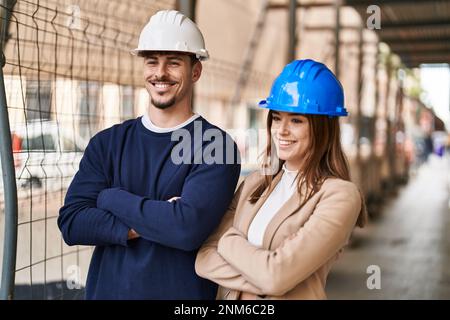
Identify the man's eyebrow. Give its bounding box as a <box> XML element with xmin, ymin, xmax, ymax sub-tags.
<box><xmin>166</xmin><ymin>56</ymin><xmax>183</xmax><ymax>61</ymax></box>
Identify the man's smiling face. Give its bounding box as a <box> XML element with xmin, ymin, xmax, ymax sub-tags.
<box><xmin>143</xmin><ymin>52</ymin><xmax>201</xmax><ymax>109</ymax></box>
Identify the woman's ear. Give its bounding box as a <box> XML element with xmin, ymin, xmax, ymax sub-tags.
<box><xmin>192</xmin><ymin>61</ymin><xmax>202</xmax><ymax>82</ymax></box>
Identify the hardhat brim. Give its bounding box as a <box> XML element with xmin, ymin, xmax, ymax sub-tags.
<box><xmin>130</xmin><ymin>48</ymin><xmax>209</xmax><ymax>61</ymax></box>
<box><xmin>259</xmin><ymin>100</ymin><xmax>348</xmax><ymax>117</ymax></box>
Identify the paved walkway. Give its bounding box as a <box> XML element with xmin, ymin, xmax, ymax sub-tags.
<box><xmin>327</xmin><ymin>155</ymin><xmax>450</xmax><ymax>299</ymax></box>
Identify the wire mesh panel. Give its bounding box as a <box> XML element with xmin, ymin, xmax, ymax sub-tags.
<box><xmin>0</xmin><ymin>0</ymin><xmax>276</xmax><ymax>300</ymax></box>
<box><xmin>0</xmin><ymin>0</ymin><xmax>433</xmax><ymax>302</ymax></box>
<box><xmin>0</xmin><ymin>0</ymin><xmax>176</xmax><ymax>300</ymax></box>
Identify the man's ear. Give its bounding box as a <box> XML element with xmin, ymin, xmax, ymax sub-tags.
<box><xmin>192</xmin><ymin>61</ymin><xmax>202</xmax><ymax>83</ymax></box>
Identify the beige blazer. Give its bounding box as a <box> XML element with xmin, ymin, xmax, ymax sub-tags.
<box><xmin>195</xmin><ymin>170</ymin><xmax>366</xmax><ymax>300</ymax></box>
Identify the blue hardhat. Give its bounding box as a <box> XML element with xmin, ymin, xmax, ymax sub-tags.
<box><xmin>259</xmin><ymin>59</ymin><xmax>348</xmax><ymax>117</ymax></box>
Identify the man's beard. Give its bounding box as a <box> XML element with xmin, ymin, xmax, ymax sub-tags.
<box><xmin>147</xmin><ymin>75</ymin><xmax>177</xmax><ymax>109</ymax></box>
<box><xmin>151</xmin><ymin>96</ymin><xmax>176</xmax><ymax>109</ymax></box>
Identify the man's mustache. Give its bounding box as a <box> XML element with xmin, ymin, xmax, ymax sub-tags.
<box><xmin>147</xmin><ymin>76</ymin><xmax>175</xmax><ymax>82</ymax></box>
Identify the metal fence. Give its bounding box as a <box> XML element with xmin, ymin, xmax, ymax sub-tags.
<box><xmin>0</xmin><ymin>0</ymin><xmax>440</xmax><ymax>300</ymax></box>
<box><xmin>0</xmin><ymin>0</ymin><xmax>277</xmax><ymax>300</ymax></box>
<box><xmin>0</xmin><ymin>0</ymin><xmax>176</xmax><ymax>300</ymax></box>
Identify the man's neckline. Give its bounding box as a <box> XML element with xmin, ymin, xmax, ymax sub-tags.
<box><xmin>141</xmin><ymin>113</ymin><xmax>201</xmax><ymax>133</ymax></box>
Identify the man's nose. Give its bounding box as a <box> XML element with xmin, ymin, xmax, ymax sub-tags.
<box><xmin>155</xmin><ymin>63</ymin><xmax>168</xmax><ymax>78</ymax></box>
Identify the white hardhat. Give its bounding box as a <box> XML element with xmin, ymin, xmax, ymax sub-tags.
<box><xmin>131</xmin><ymin>10</ymin><xmax>209</xmax><ymax>61</ymax></box>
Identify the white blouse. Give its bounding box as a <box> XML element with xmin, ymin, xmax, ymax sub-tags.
<box><xmin>247</xmin><ymin>165</ymin><xmax>299</xmax><ymax>247</ymax></box>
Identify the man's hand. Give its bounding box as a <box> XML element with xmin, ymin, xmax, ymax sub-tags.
<box><xmin>167</xmin><ymin>196</ymin><xmax>181</xmax><ymax>203</ymax></box>
<box><xmin>128</xmin><ymin>229</ymin><xmax>140</xmax><ymax>240</ymax></box>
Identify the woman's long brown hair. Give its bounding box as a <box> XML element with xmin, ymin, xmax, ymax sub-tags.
<box><xmin>250</xmin><ymin>110</ymin><xmax>366</xmax><ymax>227</ymax></box>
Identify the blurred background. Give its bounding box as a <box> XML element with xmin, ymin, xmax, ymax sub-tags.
<box><xmin>0</xmin><ymin>0</ymin><xmax>449</xmax><ymax>299</ymax></box>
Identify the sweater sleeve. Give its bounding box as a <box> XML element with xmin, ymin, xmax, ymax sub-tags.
<box><xmin>57</xmin><ymin>133</ymin><xmax>130</xmax><ymax>247</ymax></box>
<box><xmin>96</xmin><ymin>144</ymin><xmax>241</xmax><ymax>252</ymax></box>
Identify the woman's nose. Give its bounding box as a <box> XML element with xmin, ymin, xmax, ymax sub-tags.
<box><xmin>278</xmin><ymin>121</ymin><xmax>290</xmax><ymax>135</ymax></box>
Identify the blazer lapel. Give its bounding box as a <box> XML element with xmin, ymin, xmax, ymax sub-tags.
<box><xmin>237</xmin><ymin>171</ymin><xmax>283</xmax><ymax>234</ymax></box>
<box><xmin>261</xmin><ymin>188</ymin><xmax>303</xmax><ymax>249</ymax></box>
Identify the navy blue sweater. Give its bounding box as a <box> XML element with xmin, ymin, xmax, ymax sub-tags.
<box><xmin>58</xmin><ymin>116</ymin><xmax>240</xmax><ymax>299</ymax></box>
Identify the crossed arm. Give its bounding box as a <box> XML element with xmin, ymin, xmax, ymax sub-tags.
<box><xmin>109</xmin><ymin>195</ymin><xmax>180</xmax><ymax>241</ymax></box>
<box><xmin>58</xmin><ymin>135</ymin><xmax>130</xmax><ymax>247</ymax></box>
<box><xmin>195</xmin><ymin>181</ymin><xmax>362</xmax><ymax>296</ymax></box>
<box><xmin>58</xmin><ymin>133</ymin><xmax>240</xmax><ymax>252</ymax></box>
<box><xmin>195</xmin><ymin>183</ymin><xmax>265</xmax><ymax>295</ymax></box>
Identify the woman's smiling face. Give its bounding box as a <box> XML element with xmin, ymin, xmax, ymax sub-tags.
<box><xmin>270</xmin><ymin>111</ymin><xmax>311</xmax><ymax>170</ymax></box>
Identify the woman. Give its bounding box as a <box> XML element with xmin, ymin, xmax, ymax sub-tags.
<box><xmin>195</xmin><ymin>59</ymin><xmax>367</xmax><ymax>300</ymax></box>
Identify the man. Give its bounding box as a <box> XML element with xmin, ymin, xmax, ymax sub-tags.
<box><xmin>58</xmin><ymin>10</ymin><xmax>240</xmax><ymax>299</ymax></box>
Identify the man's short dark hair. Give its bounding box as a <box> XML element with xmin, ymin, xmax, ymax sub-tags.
<box><xmin>139</xmin><ymin>51</ymin><xmax>199</xmax><ymax>66</ymax></box>
<box><xmin>189</xmin><ymin>55</ymin><xmax>199</xmax><ymax>66</ymax></box>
